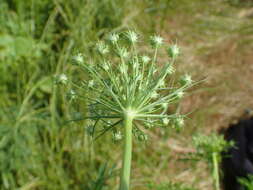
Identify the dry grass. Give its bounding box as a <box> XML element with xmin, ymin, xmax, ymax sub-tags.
<box><xmin>131</xmin><ymin>1</ymin><xmax>253</xmax><ymax>189</ymax></box>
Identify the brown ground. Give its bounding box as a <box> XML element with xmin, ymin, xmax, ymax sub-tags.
<box><xmin>142</xmin><ymin>2</ymin><xmax>253</xmax><ymax>189</ymax></box>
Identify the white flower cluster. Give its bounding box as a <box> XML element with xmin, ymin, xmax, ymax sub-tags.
<box><xmin>68</xmin><ymin>30</ymin><xmax>194</xmax><ymax>139</ymax></box>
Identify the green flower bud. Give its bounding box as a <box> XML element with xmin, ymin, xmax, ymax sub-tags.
<box><xmin>168</xmin><ymin>45</ymin><xmax>180</xmax><ymax>58</ymax></box>
<box><xmin>109</xmin><ymin>33</ymin><xmax>119</xmax><ymax>44</ymax></box>
<box><xmin>150</xmin><ymin>35</ymin><xmax>163</xmax><ymax>47</ymax></box>
<box><xmin>162</xmin><ymin>103</ymin><xmax>168</xmax><ymax>109</ymax></box>
<box><xmin>114</xmin><ymin>131</ymin><xmax>122</xmax><ymax>141</ymax></box>
<box><xmin>144</xmin><ymin>122</ymin><xmax>151</xmax><ymax>129</ymax></box>
<box><xmin>67</xmin><ymin>89</ymin><xmax>77</xmax><ymax>101</ymax></box>
<box><xmin>104</xmin><ymin>64</ymin><xmax>109</xmax><ymax>71</ymax></box>
<box><xmin>172</xmin><ymin>117</ymin><xmax>184</xmax><ymax>130</ymax></box>
<box><xmin>144</xmin><ymin>118</ymin><xmax>154</xmax><ymax>129</ymax></box>
<box><xmin>73</xmin><ymin>53</ymin><xmax>84</xmax><ymax>64</ymax></box>
<box><xmin>126</xmin><ymin>30</ymin><xmax>138</xmax><ymax>44</ymax></box>
<box><xmin>151</xmin><ymin>91</ymin><xmax>159</xmax><ymax>99</ymax></box>
<box><xmin>96</xmin><ymin>41</ymin><xmax>109</xmax><ymax>55</ymax></box>
<box><xmin>162</xmin><ymin>118</ymin><xmax>170</xmax><ymax>125</ymax></box>
<box><xmin>88</xmin><ymin>80</ymin><xmax>94</xmax><ymax>88</ymax></box>
<box><xmin>141</xmin><ymin>55</ymin><xmax>151</xmax><ymax>64</ymax></box>
<box><xmin>55</xmin><ymin>74</ymin><xmax>68</xmax><ymax>85</ymax></box>
<box><xmin>138</xmin><ymin>133</ymin><xmax>148</xmax><ymax>141</ymax></box>
<box><xmin>175</xmin><ymin>90</ymin><xmax>184</xmax><ymax>99</ymax></box>
<box><xmin>180</xmin><ymin>74</ymin><xmax>192</xmax><ymax>86</ymax></box>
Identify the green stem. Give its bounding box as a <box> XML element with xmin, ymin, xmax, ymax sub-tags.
<box><xmin>119</xmin><ymin>113</ymin><xmax>133</xmax><ymax>190</ymax></box>
<box><xmin>212</xmin><ymin>152</ymin><xmax>220</xmax><ymax>190</ymax></box>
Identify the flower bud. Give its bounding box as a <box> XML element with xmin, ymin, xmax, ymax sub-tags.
<box><xmin>168</xmin><ymin>45</ymin><xmax>180</xmax><ymax>58</ymax></box>
<box><xmin>145</xmin><ymin>118</ymin><xmax>153</xmax><ymax>129</ymax></box>
<box><xmin>96</xmin><ymin>41</ymin><xmax>109</xmax><ymax>55</ymax></box>
<box><xmin>162</xmin><ymin>103</ymin><xmax>168</xmax><ymax>109</ymax></box>
<box><xmin>151</xmin><ymin>91</ymin><xmax>159</xmax><ymax>99</ymax></box>
<box><xmin>73</xmin><ymin>53</ymin><xmax>84</xmax><ymax>64</ymax></box>
<box><xmin>162</xmin><ymin>118</ymin><xmax>170</xmax><ymax>125</ymax></box>
<box><xmin>180</xmin><ymin>74</ymin><xmax>192</xmax><ymax>86</ymax></box>
<box><xmin>109</xmin><ymin>33</ymin><xmax>119</xmax><ymax>44</ymax></box>
<box><xmin>126</xmin><ymin>30</ymin><xmax>138</xmax><ymax>44</ymax></box>
<box><xmin>172</xmin><ymin>117</ymin><xmax>184</xmax><ymax>130</ymax></box>
<box><xmin>141</xmin><ymin>55</ymin><xmax>151</xmax><ymax>64</ymax></box>
<box><xmin>138</xmin><ymin>133</ymin><xmax>148</xmax><ymax>141</ymax></box>
<box><xmin>150</xmin><ymin>35</ymin><xmax>163</xmax><ymax>47</ymax></box>
<box><xmin>145</xmin><ymin>122</ymin><xmax>152</xmax><ymax>129</ymax></box>
<box><xmin>67</xmin><ymin>89</ymin><xmax>77</xmax><ymax>101</ymax></box>
<box><xmin>88</xmin><ymin>80</ymin><xmax>94</xmax><ymax>88</ymax></box>
<box><xmin>104</xmin><ymin>64</ymin><xmax>109</xmax><ymax>71</ymax></box>
<box><xmin>114</xmin><ymin>131</ymin><xmax>122</xmax><ymax>141</ymax></box>
<box><xmin>56</xmin><ymin>74</ymin><xmax>68</xmax><ymax>85</ymax></box>
<box><xmin>175</xmin><ymin>90</ymin><xmax>184</xmax><ymax>99</ymax></box>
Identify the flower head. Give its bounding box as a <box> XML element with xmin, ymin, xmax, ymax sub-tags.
<box><xmin>151</xmin><ymin>91</ymin><xmax>159</xmax><ymax>99</ymax></box>
<box><xmin>150</xmin><ymin>35</ymin><xmax>163</xmax><ymax>47</ymax></box>
<box><xmin>114</xmin><ymin>131</ymin><xmax>122</xmax><ymax>141</ymax></box>
<box><xmin>175</xmin><ymin>90</ymin><xmax>184</xmax><ymax>99</ymax></box>
<box><xmin>162</xmin><ymin>118</ymin><xmax>170</xmax><ymax>125</ymax></box>
<box><xmin>88</xmin><ymin>80</ymin><xmax>94</xmax><ymax>88</ymax></box>
<box><xmin>73</xmin><ymin>53</ymin><xmax>84</xmax><ymax>64</ymax></box>
<box><xmin>193</xmin><ymin>133</ymin><xmax>234</xmax><ymax>160</ymax></box>
<box><xmin>172</xmin><ymin>116</ymin><xmax>184</xmax><ymax>130</ymax></box>
<box><xmin>69</xmin><ymin>31</ymin><xmax>193</xmax><ymax>140</ymax></box>
<box><xmin>56</xmin><ymin>74</ymin><xmax>68</xmax><ymax>85</ymax></box>
<box><xmin>141</xmin><ymin>55</ymin><xmax>151</xmax><ymax>64</ymax></box>
<box><xmin>138</xmin><ymin>133</ymin><xmax>148</xmax><ymax>141</ymax></box>
<box><xmin>109</xmin><ymin>33</ymin><xmax>120</xmax><ymax>44</ymax></box>
<box><xmin>96</xmin><ymin>41</ymin><xmax>109</xmax><ymax>55</ymax></box>
<box><xmin>68</xmin><ymin>89</ymin><xmax>77</xmax><ymax>101</ymax></box>
<box><xmin>168</xmin><ymin>44</ymin><xmax>180</xmax><ymax>58</ymax></box>
<box><xmin>125</xmin><ymin>30</ymin><xmax>138</xmax><ymax>44</ymax></box>
<box><xmin>180</xmin><ymin>74</ymin><xmax>192</xmax><ymax>86</ymax></box>
<box><xmin>162</xmin><ymin>103</ymin><xmax>168</xmax><ymax>109</ymax></box>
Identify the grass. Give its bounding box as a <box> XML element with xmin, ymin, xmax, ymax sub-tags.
<box><xmin>0</xmin><ymin>0</ymin><xmax>152</xmax><ymax>189</ymax></box>
<box><xmin>1</xmin><ymin>0</ymin><xmax>253</xmax><ymax>190</ymax></box>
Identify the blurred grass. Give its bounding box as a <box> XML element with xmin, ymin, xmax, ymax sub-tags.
<box><xmin>1</xmin><ymin>0</ymin><xmax>253</xmax><ymax>189</ymax></box>
<box><xmin>0</xmin><ymin>0</ymin><xmax>174</xmax><ymax>189</ymax></box>
<box><xmin>0</xmin><ymin>0</ymin><xmax>140</xmax><ymax>189</ymax></box>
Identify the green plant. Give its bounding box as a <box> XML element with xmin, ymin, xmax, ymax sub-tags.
<box><xmin>0</xmin><ymin>1</ymin><xmax>152</xmax><ymax>189</ymax></box>
<box><xmin>192</xmin><ymin>133</ymin><xmax>234</xmax><ymax>190</ymax></box>
<box><xmin>85</xmin><ymin>164</ymin><xmax>116</xmax><ymax>190</ymax></box>
<box><xmin>68</xmin><ymin>31</ymin><xmax>193</xmax><ymax>190</ymax></box>
<box><xmin>238</xmin><ymin>175</ymin><xmax>253</xmax><ymax>190</ymax></box>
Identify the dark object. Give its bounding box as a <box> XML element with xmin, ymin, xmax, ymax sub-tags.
<box><xmin>222</xmin><ymin>117</ymin><xmax>253</xmax><ymax>190</ymax></box>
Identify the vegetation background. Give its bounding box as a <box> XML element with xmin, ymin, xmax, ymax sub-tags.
<box><xmin>0</xmin><ymin>0</ymin><xmax>253</xmax><ymax>189</ymax></box>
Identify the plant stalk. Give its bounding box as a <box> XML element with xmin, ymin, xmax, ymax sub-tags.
<box><xmin>212</xmin><ymin>152</ymin><xmax>220</xmax><ymax>190</ymax></box>
<box><xmin>119</xmin><ymin>114</ymin><xmax>133</xmax><ymax>190</ymax></box>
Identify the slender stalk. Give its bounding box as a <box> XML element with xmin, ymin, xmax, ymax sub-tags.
<box><xmin>212</xmin><ymin>152</ymin><xmax>220</xmax><ymax>190</ymax></box>
<box><xmin>119</xmin><ymin>113</ymin><xmax>133</xmax><ymax>190</ymax></box>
